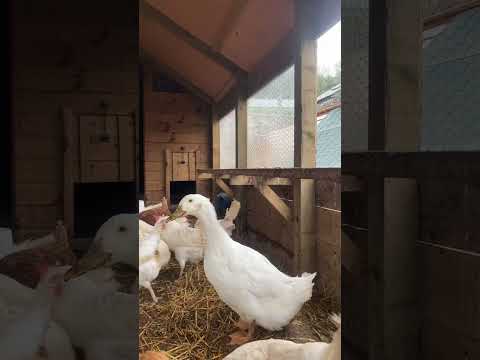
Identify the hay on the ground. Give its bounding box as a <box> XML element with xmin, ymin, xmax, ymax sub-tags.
<box><xmin>139</xmin><ymin>261</ymin><xmax>337</xmax><ymax>360</ymax></box>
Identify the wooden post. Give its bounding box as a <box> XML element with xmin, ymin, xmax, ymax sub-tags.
<box><xmin>368</xmin><ymin>0</ymin><xmax>422</xmax><ymax>358</ymax></box>
<box><xmin>211</xmin><ymin>105</ymin><xmax>221</xmax><ymax>199</ymax></box>
<box><xmin>236</xmin><ymin>84</ymin><xmax>248</xmax><ymax>169</ymax></box>
<box><xmin>62</xmin><ymin>107</ymin><xmax>75</xmax><ymax>238</ymax></box>
<box><xmin>293</xmin><ymin>0</ymin><xmax>317</xmax><ymax>274</ymax></box>
<box><xmin>165</xmin><ymin>149</ymin><xmax>172</xmax><ymax>204</ymax></box>
<box><xmin>234</xmin><ymin>83</ymin><xmax>248</xmax><ymax>233</ymax></box>
<box><xmin>212</xmin><ymin>106</ymin><xmax>220</xmax><ymax>169</ymax></box>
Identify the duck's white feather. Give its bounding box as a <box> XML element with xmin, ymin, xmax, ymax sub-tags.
<box><xmin>179</xmin><ymin>194</ymin><xmax>316</xmax><ymax>331</ymax></box>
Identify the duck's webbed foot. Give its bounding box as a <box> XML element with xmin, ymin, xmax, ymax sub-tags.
<box><xmin>228</xmin><ymin>320</ymin><xmax>256</xmax><ymax>345</ymax></box>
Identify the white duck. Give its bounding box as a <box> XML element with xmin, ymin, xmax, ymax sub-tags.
<box><xmin>0</xmin><ymin>264</ymin><xmax>75</xmax><ymax>360</ymax></box>
<box><xmin>168</xmin><ymin>194</ymin><xmax>316</xmax><ymax>345</ymax></box>
<box><xmin>224</xmin><ymin>314</ymin><xmax>341</xmax><ymax>359</ymax></box>
<box><xmin>90</xmin><ymin>214</ymin><xmax>138</xmax><ymax>268</ymax></box>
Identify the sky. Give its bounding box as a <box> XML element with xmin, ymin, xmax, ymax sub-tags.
<box><xmin>317</xmin><ymin>21</ymin><xmax>341</xmax><ymax>75</ymax></box>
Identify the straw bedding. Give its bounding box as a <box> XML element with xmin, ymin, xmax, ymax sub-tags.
<box><xmin>139</xmin><ymin>261</ymin><xmax>338</xmax><ymax>360</ymax></box>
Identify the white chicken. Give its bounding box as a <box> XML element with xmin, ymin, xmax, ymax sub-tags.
<box><xmin>139</xmin><ymin>219</ymin><xmax>154</xmax><ymax>242</ymax></box>
<box><xmin>224</xmin><ymin>314</ymin><xmax>341</xmax><ymax>360</ymax></box>
<box><xmin>139</xmin><ymin>232</ymin><xmax>170</xmax><ymax>302</ymax></box>
<box><xmin>0</xmin><ymin>264</ymin><xmax>75</xmax><ymax>360</ymax></box>
<box><xmin>89</xmin><ymin>214</ymin><xmax>138</xmax><ymax>268</ymax></box>
<box><xmin>155</xmin><ymin>200</ymin><xmax>240</xmax><ymax>278</ymax></box>
<box><xmin>51</xmin><ymin>272</ymin><xmax>137</xmax><ymax>350</ymax></box>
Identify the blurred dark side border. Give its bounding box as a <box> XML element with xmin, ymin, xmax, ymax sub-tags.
<box><xmin>1</xmin><ymin>0</ymin><xmax>14</xmax><ymax>229</ymax></box>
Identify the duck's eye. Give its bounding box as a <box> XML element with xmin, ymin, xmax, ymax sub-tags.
<box><xmin>118</xmin><ymin>226</ymin><xmax>127</xmax><ymax>232</ymax></box>
<box><xmin>188</xmin><ymin>199</ymin><xmax>193</xmax><ymax>203</ymax></box>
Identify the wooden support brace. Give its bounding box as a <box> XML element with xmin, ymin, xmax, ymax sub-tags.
<box><xmin>254</xmin><ymin>178</ymin><xmax>291</xmax><ymax>222</ymax></box>
<box><xmin>215</xmin><ymin>178</ymin><xmax>234</xmax><ymax>199</ymax></box>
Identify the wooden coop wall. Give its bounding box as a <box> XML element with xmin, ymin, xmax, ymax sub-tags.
<box><xmin>143</xmin><ymin>66</ymin><xmax>211</xmax><ymax>205</ymax></box>
<box><xmin>13</xmin><ymin>0</ymin><xmax>138</xmax><ymax>241</ymax></box>
<box><xmin>418</xmin><ymin>180</ymin><xmax>480</xmax><ymax>359</ymax></box>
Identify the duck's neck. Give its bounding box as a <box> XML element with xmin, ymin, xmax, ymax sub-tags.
<box><xmin>196</xmin><ymin>203</ymin><xmax>231</xmax><ymax>252</ymax></box>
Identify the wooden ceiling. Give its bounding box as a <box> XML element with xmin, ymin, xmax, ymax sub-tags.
<box><xmin>140</xmin><ymin>0</ymin><xmax>294</xmax><ymax>103</ymax></box>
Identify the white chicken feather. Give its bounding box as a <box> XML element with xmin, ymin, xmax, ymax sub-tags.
<box><xmin>0</xmin><ymin>265</ymin><xmax>75</xmax><ymax>360</ymax></box>
<box><xmin>52</xmin><ymin>273</ymin><xmax>137</xmax><ymax>349</ymax></box>
<box><xmin>139</xmin><ymin>232</ymin><xmax>170</xmax><ymax>302</ymax></box>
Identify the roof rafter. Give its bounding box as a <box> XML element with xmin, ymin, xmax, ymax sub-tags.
<box><xmin>141</xmin><ymin>0</ymin><xmax>248</xmax><ymax>78</ymax></box>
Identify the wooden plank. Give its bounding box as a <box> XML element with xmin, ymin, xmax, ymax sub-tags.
<box><xmin>212</xmin><ymin>0</ymin><xmax>249</xmax><ymax>52</ymax></box>
<box><xmin>234</xmin><ymin>81</ymin><xmax>248</xmax><ymax>235</ymax></box>
<box><xmin>424</xmin><ymin>0</ymin><xmax>480</xmax><ymax>29</ymax></box>
<box><xmin>316</xmin><ymin>207</ymin><xmax>341</xmax><ymax>300</ymax></box>
<box><xmin>141</xmin><ymin>0</ymin><xmax>247</xmax><ymax>77</ymax></box>
<box><xmin>118</xmin><ymin>115</ymin><xmax>136</xmax><ymax>181</ymax></box>
<box><xmin>343</xmin><ymin>152</ymin><xmax>480</xmax><ymax>180</ymax></box>
<box><xmin>189</xmin><ymin>152</ymin><xmax>196</xmax><ymax>181</ymax></box>
<box><xmin>62</xmin><ymin>107</ymin><xmax>74</xmax><ymax>238</ymax></box>
<box><xmin>254</xmin><ymin>183</ymin><xmax>291</xmax><ymax>222</ymax></box>
<box><xmin>229</xmin><ymin>175</ymin><xmax>291</xmax><ymax>186</ymax></box>
<box><xmin>292</xmin><ymin>0</ymin><xmax>317</xmax><ymax>274</ymax></box>
<box><xmin>215</xmin><ymin>178</ymin><xmax>234</xmax><ymax>199</ymax></box>
<box><xmin>165</xmin><ymin>149</ymin><xmax>172</xmax><ymax>203</ymax></box>
<box><xmin>172</xmin><ymin>152</ymin><xmax>189</xmax><ymax>181</ymax></box>
<box><xmin>16</xmin><ymin>183</ymin><xmax>59</xmax><ymax>206</ymax></box>
<box><xmin>236</xmin><ymin>83</ymin><xmax>247</xmax><ymax>169</ymax></box>
<box><xmin>82</xmin><ymin>161</ymin><xmax>119</xmax><ymax>183</ymax></box>
<box><xmin>367</xmin><ymin>0</ymin><xmax>423</xmax><ymax>359</ymax></box>
<box><xmin>211</xmin><ymin>106</ymin><xmax>220</xmax><ymax>169</ymax></box>
<box><xmin>198</xmin><ymin>167</ymin><xmax>340</xmax><ymax>180</ymax></box>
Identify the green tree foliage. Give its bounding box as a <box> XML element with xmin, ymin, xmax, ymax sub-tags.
<box><xmin>317</xmin><ymin>61</ymin><xmax>340</xmax><ymax>96</ymax></box>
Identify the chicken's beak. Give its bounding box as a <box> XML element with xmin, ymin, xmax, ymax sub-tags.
<box><xmin>167</xmin><ymin>206</ymin><xmax>186</xmax><ymax>222</ymax></box>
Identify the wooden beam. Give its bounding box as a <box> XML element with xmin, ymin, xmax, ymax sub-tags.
<box><xmin>215</xmin><ymin>178</ymin><xmax>234</xmax><ymax>199</ymax></box>
<box><xmin>424</xmin><ymin>0</ymin><xmax>480</xmax><ymax>29</ymax></box>
<box><xmin>254</xmin><ymin>182</ymin><xmax>292</xmax><ymax>222</ymax></box>
<box><xmin>197</xmin><ymin>173</ymin><xmax>230</xmax><ymax>180</ymax></box>
<box><xmin>211</xmin><ymin>106</ymin><xmax>220</xmax><ymax>169</ymax></box>
<box><xmin>234</xmin><ymin>81</ymin><xmax>248</xmax><ymax>235</ymax></box>
<box><xmin>142</xmin><ymin>52</ymin><xmax>214</xmax><ymax>104</ymax></box>
<box><xmin>62</xmin><ymin>107</ymin><xmax>74</xmax><ymax>238</ymax></box>
<box><xmin>141</xmin><ymin>0</ymin><xmax>247</xmax><ymax>77</ymax></box>
<box><xmin>197</xmin><ymin>168</ymin><xmax>340</xmax><ymax>180</ymax></box>
<box><xmin>343</xmin><ymin>152</ymin><xmax>480</xmax><ymax>180</ymax></box>
<box><xmin>236</xmin><ymin>82</ymin><xmax>248</xmax><ymax>169</ymax></box>
<box><xmin>367</xmin><ymin>0</ymin><xmax>423</xmax><ymax>359</ymax></box>
<box><xmin>229</xmin><ymin>175</ymin><xmax>291</xmax><ymax>186</ymax></box>
<box><xmin>165</xmin><ymin>149</ymin><xmax>172</xmax><ymax>204</ymax></box>
<box><xmin>212</xmin><ymin>0</ymin><xmax>249</xmax><ymax>52</ymax></box>
<box><xmin>292</xmin><ymin>0</ymin><xmax>318</xmax><ymax>274</ymax></box>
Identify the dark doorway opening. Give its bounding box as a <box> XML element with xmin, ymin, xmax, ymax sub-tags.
<box><xmin>170</xmin><ymin>181</ymin><xmax>196</xmax><ymax>205</ymax></box>
<box><xmin>73</xmin><ymin>182</ymin><xmax>136</xmax><ymax>251</ymax></box>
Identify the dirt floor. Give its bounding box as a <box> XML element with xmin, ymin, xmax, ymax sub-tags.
<box><xmin>139</xmin><ymin>260</ymin><xmax>338</xmax><ymax>360</ymax></box>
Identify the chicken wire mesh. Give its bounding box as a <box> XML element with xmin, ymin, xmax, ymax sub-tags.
<box><xmin>247</xmin><ymin>66</ymin><xmax>295</xmax><ymax>168</ymax></box>
<box><xmin>422</xmin><ymin>6</ymin><xmax>480</xmax><ymax>151</ymax></box>
<box><xmin>219</xmin><ymin>109</ymin><xmax>236</xmax><ymax>169</ymax></box>
<box><xmin>342</xmin><ymin>0</ymin><xmax>369</xmax><ymax>152</ymax></box>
